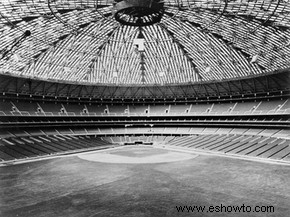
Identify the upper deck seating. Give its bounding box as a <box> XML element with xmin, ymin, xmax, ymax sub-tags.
<box><xmin>190</xmin><ymin>103</ymin><xmax>213</xmax><ymax>114</ymax></box>
<box><xmin>63</xmin><ymin>103</ymin><xmax>85</xmax><ymax>115</ymax></box>
<box><xmin>277</xmin><ymin>99</ymin><xmax>290</xmax><ymax>113</ymax></box>
<box><xmin>170</xmin><ymin>104</ymin><xmax>190</xmax><ymax>114</ymax></box>
<box><xmin>108</xmin><ymin>105</ymin><xmax>128</xmax><ymax>115</ymax></box>
<box><xmin>85</xmin><ymin>104</ymin><xmax>107</xmax><ymax>115</ymax></box>
<box><xmin>254</xmin><ymin>100</ymin><xmax>285</xmax><ymax>113</ymax></box>
<box><xmin>11</xmin><ymin>100</ymin><xmax>38</xmax><ymax>115</ymax></box>
<box><xmin>129</xmin><ymin>105</ymin><xmax>149</xmax><ymax>115</ymax></box>
<box><xmin>0</xmin><ymin>100</ymin><xmax>13</xmax><ymax>114</ymax></box>
<box><xmin>210</xmin><ymin>103</ymin><xmax>235</xmax><ymax>114</ymax></box>
<box><xmin>149</xmin><ymin>105</ymin><xmax>170</xmax><ymax>115</ymax></box>
<box><xmin>38</xmin><ymin>102</ymin><xmax>64</xmax><ymax>115</ymax></box>
<box><xmin>1</xmin><ymin>98</ymin><xmax>289</xmax><ymax>117</ymax></box>
<box><xmin>231</xmin><ymin>101</ymin><xmax>259</xmax><ymax>114</ymax></box>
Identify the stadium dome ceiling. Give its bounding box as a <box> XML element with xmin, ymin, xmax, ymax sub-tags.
<box><xmin>0</xmin><ymin>0</ymin><xmax>289</xmax><ymax>85</ymax></box>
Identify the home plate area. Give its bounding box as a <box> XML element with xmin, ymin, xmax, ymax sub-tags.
<box><xmin>78</xmin><ymin>146</ymin><xmax>198</xmax><ymax>164</ymax></box>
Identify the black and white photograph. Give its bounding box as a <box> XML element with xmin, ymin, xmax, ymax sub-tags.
<box><xmin>0</xmin><ymin>0</ymin><xmax>289</xmax><ymax>216</ymax></box>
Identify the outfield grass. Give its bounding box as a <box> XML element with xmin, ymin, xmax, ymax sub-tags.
<box><xmin>0</xmin><ymin>146</ymin><xmax>290</xmax><ymax>217</ymax></box>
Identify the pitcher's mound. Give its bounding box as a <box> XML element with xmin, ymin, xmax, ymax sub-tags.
<box><xmin>78</xmin><ymin>146</ymin><xmax>198</xmax><ymax>164</ymax></box>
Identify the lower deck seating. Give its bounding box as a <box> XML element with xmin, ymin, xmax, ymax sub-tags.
<box><xmin>1</xmin><ymin>130</ymin><xmax>289</xmax><ymax>163</ymax></box>
<box><xmin>0</xmin><ymin>135</ymin><xmax>116</xmax><ymax>162</ymax></box>
<box><xmin>57</xmin><ymin>129</ymin><xmax>74</xmax><ymax>134</ymax></box>
<box><xmin>166</xmin><ymin>135</ymin><xmax>290</xmax><ymax>162</ymax></box>
<box><xmin>71</xmin><ymin>128</ymin><xmax>87</xmax><ymax>134</ymax></box>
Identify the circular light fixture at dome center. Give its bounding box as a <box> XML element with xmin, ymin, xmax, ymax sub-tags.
<box><xmin>113</xmin><ymin>0</ymin><xmax>164</xmax><ymax>26</ymax></box>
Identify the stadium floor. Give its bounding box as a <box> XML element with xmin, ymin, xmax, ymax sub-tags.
<box><xmin>1</xmin><ymin>146</ymin><xmax>290</xmax><ymax>217</ymax></box>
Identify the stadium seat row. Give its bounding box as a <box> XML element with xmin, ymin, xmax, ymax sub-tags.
<box><xmin>1</xmin><ymin>127</ymin><xmax>289</xmax><ymax>140</ymax></box>
<box><xmin>1</xmin><ymin>99</ymin><xmax>289</xmax><ymax>116</ymax></box>
<box><xmin>165</xmin><ymin>135</ymin><xmax>290</xmax><ymax>162</ymax></box>
<box><xmin>0</xmin><ymin>135</ymin><xmax>116</xmax><ymax>162</ymax></box>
